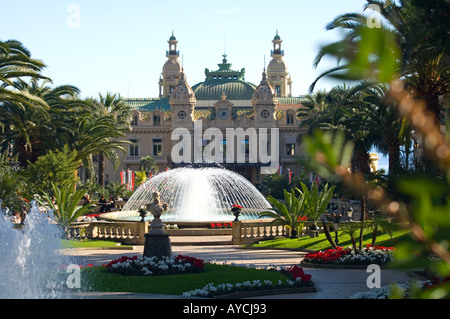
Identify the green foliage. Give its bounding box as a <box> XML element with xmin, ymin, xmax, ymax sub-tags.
<box><xmin>260</xmin><ymin>188</ymin><xmax>313</xmax><ymax>238</ymax></box>
<box><xmin>390</xmin><ymin>176</ymin><xmax>450</xmax><ymax>278</ymax></box>
<box><xmin>40</xmin><ymin>182</ymin><xmax>93</xmax><ymax>232</ymax></box>
<box><xmin>134</xmin><ymin>170</ymin><xmax>147</xmax><ymax>187</ymax></box>
<box><xmin>139</xmin><ymin>155</ymin><xmax>158</xmax><ymax>173</ymax></box>
<box><xmin>105</xmin><ymin>182</ymin><xmax>128</xmax><ymax>200</ymax></box>
<box><xmin>302</xmin><ymin>128</ymin><xmax>450</xmax><ymax>298</ymax></box>
<box><xmin>301</xmin><ymin>130</ymin><xmax>354</xmax><ymax>181</ymax></box>
<box><xmin>260</xmin><ymin>173</ymin><xmax>290</xmax><ymax>198</ymax></box>
<box><xmin>0</xmin><ymin>163</ymin><xmax>25</xmax><ymax>210</ymax></box>
<box><xmin>23</xmin><ymin>145</ymin><xmax>80</xmax><ymax>195</ymax></box>
<box><xmin>301</xmin><ymin>181</ymin><xmax>336</xmax><ymax>225</ymax></box>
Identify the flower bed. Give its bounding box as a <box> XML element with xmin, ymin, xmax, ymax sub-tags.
<box><xmin>182</xmin><ymin>265</ymin><xmax>314</xmax><ymax>298</ymax></box>
<box><xmin>302</xmin><ymin>245</ymin><xmax>395</xmax><ymax>267</ymax></box>
<box><xmin>351</xmin><ymin>277</ymin><xmax>450</xmax><ymax>299</ymax></box>
<box><xmin>209</xmin><ymin>222</ymin><xmax>232</xmax><ymax>229</ymax></box>
<box><xmin>104</xmin><ymin>255</ymin><xmax>205</xmax><ymax>276</ymax></box>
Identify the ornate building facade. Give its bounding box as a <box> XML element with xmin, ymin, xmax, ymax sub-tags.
<box><xmin>103</xmin><ymin>32</ymin><xmax>308</xmax><ymax>185</ymax></box>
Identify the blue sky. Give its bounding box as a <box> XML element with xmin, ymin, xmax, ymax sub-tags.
<box><xmin>0</xmin><ymin>0</ymin><xmax>371</xmax><ymax>99</ymax></box>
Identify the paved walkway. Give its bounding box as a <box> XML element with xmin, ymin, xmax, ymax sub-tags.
<box><xmin>61</xmin><ymin>237</ymin><xmax>415</xmax><ymax>299</ymax></box>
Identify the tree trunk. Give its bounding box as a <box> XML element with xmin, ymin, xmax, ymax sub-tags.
<box><xmin>98</xmin><ymin>152</ymin><xmax>105</xmax><ymax>187</ymax></box>
<box><xmin>387</xmin><ymin>139</ymin><xmax>401</xmax><ymax>178</ymax></box>
<box><xmin>321</xmin><ymin>219</ymin><xmax>337</xmax><ymax>249</ymax></box>
<box><xmin>424</xmin><ymin>93</ymin><xmax>441</xmax><ymax>127</ymax></box>
<box><xmin>350</xmin><ymin>232</ymin><xmax>358</xmax><ymax>251</ymax></box>
<box><xmin>371</xmin><ymin>223</ymin><xmax>378</xmax><ymax>247</ymax></box>
<box><xmin>358</xmin><ymin>195</ymin><xmax>366</xmax><ymax>250</ymax></box>
<box><xmin>356</xmin><ymin>149</ymin><xmax>371</xmax><ymax>175</ymax></box>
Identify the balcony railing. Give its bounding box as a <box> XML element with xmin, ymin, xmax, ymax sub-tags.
<box><xmin>166</xmin><ymin>50</ymin><xmax>180</xmax><ymax>56</ymax></box>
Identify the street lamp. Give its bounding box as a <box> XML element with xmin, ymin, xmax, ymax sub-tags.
<box><xmin>347</xmin><ymin>206</ymin><xmax>353</xmax><ymax>221</ymax></box>
<box><xmin>332</xmin><ymin>213</ymin><xmax>341</xmax><ymax>245</ymax></box>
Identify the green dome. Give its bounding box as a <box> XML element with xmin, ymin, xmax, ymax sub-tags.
<box><xmin>192</xmin><ymin>54</ymin><xmax>256</xmax><ymax>100</ymax></box>
<box><xmin>192</xmin><ymin>80</ymin><xmax>256</xmax><ymax>100</ymax></box>
<box><xmin>274</xmin><ymin>30</ymin><xmax>281</xmax><ymax>40</ymax></box>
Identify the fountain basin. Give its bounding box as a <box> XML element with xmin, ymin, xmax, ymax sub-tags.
<box><xmin>112</xmin><ymin>166</ymin><xmax>273</xmax><ymax>223</ymax></box>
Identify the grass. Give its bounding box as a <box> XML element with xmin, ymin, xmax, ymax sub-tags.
<box><xmin>250</xmin><ymin>229</ymin><xmax>412</xmax><ymax>251</ymax></box>
<box><xmin>60</xmin><ymin>239</ymin><xmax>129</xmax><ymax>249</ymax></box>
<box><xmin>79</xmin><ymin>263</ymin><xmax>291</xmax><ymax>295</ymax></box>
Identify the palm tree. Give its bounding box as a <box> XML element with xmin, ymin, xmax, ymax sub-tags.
<box><xmin>358</xmin><ymin>82</ymin><xmax>413</xmax><ymax>180</ymax></box>
<box><xmin>309</xmin><ymin>0</ymin><xmax>449</xmax><ymax>125</ymax></box>
<box><xmin>259</xmin><ymin>188</ymin><xmax>313</xmax><ymax>238</ymax></box>
<box><xmin>140</xmin><ymin>155</ymin><xmax>159</xmax><ymax>175</ymax></box>
<box><xmin>0</xmin><ymin>79</ymin><xmax>82</xmax><ymax>167</ymax></box>
<box><xmin>90</xmin><ymin>92</ymin><xmax>132</xmax><ymax>186</ymax></box>
<box><xmin>298</xmin><ymin>84</ymin><xmax>376</xmax><ymax>175</ymax></box>
<box><xmin>300</xmin><ymin>181</ymin><xmax>336</xmax><ymax>230</ymax></box>
<box><xmin>69</xmin><ymin>112</ymin><xmax>130</xmax><ymax>182</ymax></box>
<box><xmin>0</xmin><ymin>40</ymin><xmax>49</xmax><ymax>109</ymax></box>
<box><xmin>40</xmin><ymin>182</ymin><xmax>93</xmax><ymax>237</ymax></box>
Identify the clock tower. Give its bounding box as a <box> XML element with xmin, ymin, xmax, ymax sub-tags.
<box><xmin>267</xmin><ymin>31</ymin><xmax>292</xmax><ymax>97</ymax></box>
<box><xmin>159</xmin><ymin>32</ymin><xmax>183</xmax><ymax>98</ymax></box>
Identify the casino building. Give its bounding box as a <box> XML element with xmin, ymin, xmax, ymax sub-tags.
<box><xmin>103</xmin><ymin>32</ymin><xmax>308</xmax><ymax>185</ymax></box>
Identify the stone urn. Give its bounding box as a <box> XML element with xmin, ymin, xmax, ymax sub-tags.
<box><xmin>231</xmin><ymin>205</ymin><xmax>242</xmax><ymax>222</ymax></box>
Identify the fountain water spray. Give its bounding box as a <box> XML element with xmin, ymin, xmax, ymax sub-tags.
<box><xmin>118</xmin><ymin>166</ymin><xmax>272</xmax><ymax>222</ymax></box>
<box><xmin>0</xmin><ymin>200</ymin><xmax>79</xmax><ymax>299</ymax></box>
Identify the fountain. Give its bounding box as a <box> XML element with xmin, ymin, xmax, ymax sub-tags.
<box><xmin>103</xmin><ymin>165</ymin><xmax>273</xmax><ymax>223</ymax></box>
<box><xmin>0</xmin><ymin>200</ymin><xmax>80</xmax><ymax>299</ymax></box>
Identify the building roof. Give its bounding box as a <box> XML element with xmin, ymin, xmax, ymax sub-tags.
<box><xmin>125</xmin><ymin>97</ymin><xmax>171</xmax><ymax>111</ymax></box>
<box><xmin>192</xmin><ymin>80</ymin><xmax>256</xmax><ymax>100</ymax></box>
<box><xmin>190</xmin><ymin>54</ymin><xmax>257</xmax><ymax>100</ymax></box>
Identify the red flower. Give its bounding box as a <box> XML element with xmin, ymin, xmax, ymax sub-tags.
<box><xmin>285</xmin><ymin>265</ymin><xmax>312</xmax><ymax>282</ymax></box>
<box><xmin>175</xmin><ymin>255</ymin><xmax>205</xmax><ymax>269</ymax></box>
<box><xmin>105</xmin><ymin>255</ymin><xmax>138</xmax><ymax>269</ymax></box>
<box><xmin>231</xmin><ymin>204</ymin><xmax>242</xmax><ymax>209</ymax></box>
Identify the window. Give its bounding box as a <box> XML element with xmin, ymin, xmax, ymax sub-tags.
<box><xmin>286</xmin><ymin>111</ymin><xmax>294</xmax><ymax>125</ymax></box>
<box><xmin>131</xmin><ymin>115</ymin><xmax>139</xmax><ymax>126</ymax></box>
<box><xmin>169</xmin><ymin>86</ymin><xmax>175</xmax><ymax>94</ymax></box>
<box><xmin>241</xmin><ymin>137</ymin><xmax>250</xmax><ymax>156</ymax></box>
<box><xmin>286</xmin><ymin>143</ymin><xmax>295</xmax><ymax>156</ymax></box>
<box><xmin>221</xmin><ymin>139</ymin><xmax>227</xmax><ymax>155</ymax></box>
<box><xmin>178</xmin><ymin>110</ymin><xmax>186</xmax><ymax>119</ymax></box>
<box><xmin>275</xmin><ymin>85</ymin><xmax>281</xmax><ymax>95</ymax></box>
<box><xmin>153</xmin><ymin>114</ymin><xmax>161</xmax><ymax>126</ymax></box>
<box><xmin>153</xmin><ymin>138</ymin><xmax>162</xmax><ymax>156</ymax></box>
<box><xmin>261</xmin><ymin>110</ymin><xmax>270</xmax><ymax>118</ymax></box>
<box><xmin>129</xmin><ymin>139</ymin><xmax>139</xmax><ymax>157</ymax></box>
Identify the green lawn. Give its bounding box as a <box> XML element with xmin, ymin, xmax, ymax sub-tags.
<box><xmin>249</xmin><ymin>229</ymin><xmax>412</xmax><ymax>251</ymax></box>
<box><xmin>79</xmin><ymin>263</ymin><xmax>290</xmax><ymax>295</ymax></box>
<box><xmin>60</xmin><ymin>239</ymin><xmax>128</xmax><ymax>249</ymax></box>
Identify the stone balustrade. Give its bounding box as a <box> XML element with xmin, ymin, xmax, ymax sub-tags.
<box><xmin>67</xmin><ymin>218</ymin><xmax>374</xmax><ymax>246</ymax></box>
<box><xmin>69</xmin><ymin>221</ymin><xmax>147</xmax><ymax>245</ymax></box>
<box><xmin>232</xmin><ymin>220</ymin><xmax>288</xmax><ymax>244</ymax></box>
